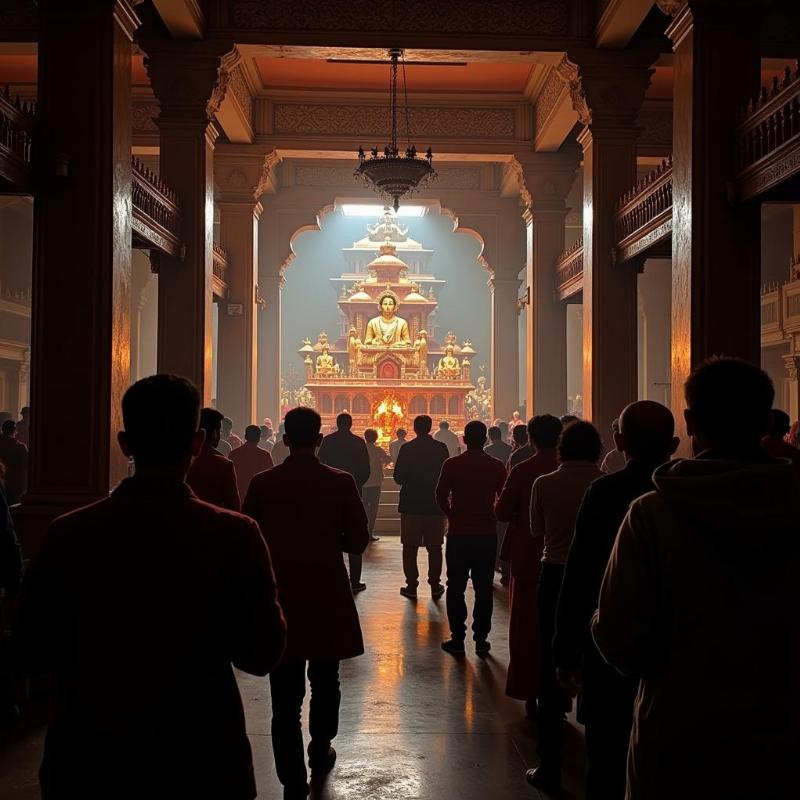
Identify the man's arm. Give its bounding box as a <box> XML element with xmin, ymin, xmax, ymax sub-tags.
<box><xmin>529</xmin><ymin>479</ymin><xmax>546</xmax><ymax>538</ymax></box>
<box><xmin>591</xmin><ymin>500</ymin><xmax>660</xmax><ymax>678</ymax></box>
<box><xmin>494</xmin><ymin>467</ymin><xmax>519</xmax><ymax>524</ymax></box>
<box><xmin>227</xmin><ymin>519</ymin><xmax>286</xmax><ymax>676</ymax></box>
<box><xmin>355</xmin><ymin>439</ymin><xmax>370</xmax><ymax>487</ymax></box>
<box><xmin>392</xmin><ymin>445</ymin><xmax>407</xmax><ymax>484</ymax></box>
<box><xmin>340</xmin><ymin>474</ymin><xmax>370</xmax><ymax>555</ymax></box>
<box><xmin>224</xmin><ymin>460</ymin><xmax>242</xmax><ymax>512</ymax></box>
<box><xmin>435</xmin><ymin>460</ymin><xmax>452</xmax><ymax>516</ymax></box>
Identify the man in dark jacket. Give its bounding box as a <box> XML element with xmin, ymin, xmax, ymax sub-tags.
<box><xmin>393</xmin><ymin>414</ymin><xmax>449</xmax><ymax>599</ymax></box>
<box><xmin>553</xmin><ymin>401</ymin><xmax>677</xmax><ymax>799</ymax></box>
<box><xmin>186</xmin><ymin>407</ymin><xmax>241</xmax><ymax>511</ymax></box>
<box><xmin>244</xmin><ymin>406</ymin><xmax>369</xmax><ymax>800</ymax></box>
<box><xmin>318</xmin><ymin>412</ymin><xmax>370</xmax><ymax>592</ymax></box>
<box><xmin>593</xmin><ymin>358</ymin><xmax>800</xmax><ymax>800</ymax></box>
<box><xmin>14</xmin><ymin>375</ymin><xmax>286</xmax><ymax>800</ymax></box>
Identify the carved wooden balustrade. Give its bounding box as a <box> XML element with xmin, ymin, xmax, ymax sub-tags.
<box><xmin>760</xmin><ymin>255</ymin><xmax>800</xmax><ymax>350</ymax></box>
<box><xmin>736</xmin><ymin>61</ymin><xmax>800</xmax><ymax>201</ymax></box>
<box><xmin>0</xmin><ymin>86</ymin><xmax>35</xmax><ymax>193</ymax></box>
<box><xmin>614</xmin><ymin>157</ymin><xmax>673</xmax><ymax>263</ymax></box>
<box><xmin>131</xmin><ymin>157</ymin><xmax>182</xmax><ymax>257</ymax></box>
<box><xmin>555</xmin><ymin>237</ymin><xmax>584</xmax><ymax>300</ymax></box>
<box><xmin>212</xmin><ymin>243</ymin><xmax>229</xmax><ymax>298</ymax></box>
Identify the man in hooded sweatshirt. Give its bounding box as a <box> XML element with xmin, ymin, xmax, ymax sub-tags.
<box><xmin>593</xmin><ymin>357</ymin><xmax>800</xmax><ymax>800</ymax></box>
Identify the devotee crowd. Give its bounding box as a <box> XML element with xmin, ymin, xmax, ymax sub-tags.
<box><xmin>0</xmin><ymin>358</ymin><xmax>799</xmax><ymax>799</ymax></box>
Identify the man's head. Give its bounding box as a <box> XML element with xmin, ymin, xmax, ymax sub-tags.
<box><xmin>558</xmin><ymin>420</ymin><xmax>602</xmax><ymax>464</ymax></box>
<box><xmin>487</xmin><ymin>425</ymin><xmax>502</xmax><ymax>443</ymax></box>
<box><xmin>284</xmin><ymin>406</ymin><xmax>323</xmax><ymax>450</ymax></box>
<box><xmin>379</xmin><ymin>294</ymin><xmax>397</xmax><ymax>316</ymax></box>
<box><xmin>199</xmin><ymin>407</ymin><xmax>224</xmax><ymax>449</ymax></box>
<box><xmin>560</xmin><ymin>414</ymin><xmax>579</xmax><ymax>429</ymax></box>
<box><xmin>244</xmin><ymin>424</ymin><xmax>261</xmax><ymax>444</ymax></box>
<box><xmin>1</xmin><ymin>420</ymin><xmax>15</xmax><ymax>437</ymax></box>
<box><xmin>260</xmin><ymin>425</ymin><xmax>271</xmax><ymax>441</ymax></box>
<box><xmin>512</xmin><ymin>424</ymin><xmax>528</xmax><ymax>447</ymax></box>
<box><xmin>439</xmin><ymin>421</ymin><xmax>450</xmax><ymax>430</ymax></box>
<box><xmin>768</xmin><ymin>408</ymin><xmax>791</xmax><ymax>439</ymax></box>
<box><xmin>19</xmin><ymin>406</ymin><xmax>29</xmax><ymax>420</ymax></box>
<box><xmin>498</xmin><ymin>421</ymin><xmax>509</xmax><ymax>440</ymax></box>
<box><xmin>396</xmin><ymin>427</ymin><xmax>408</xmax><ymax>439</ymax></box>
<box><xmin>221</xmin><ymin>417</ymin><xmax>233</xmax><ymax>435</ymax></box>
<box><xmin>336</xmin><ymin>412</ymin><xmax>353</xmax><ymax>431</ymax></box>
<box><xmin>364</xmin><ymin>428</ymin><xmax>378</xmax><ymax>444</ymax></box>
<box><xmin>684</xmin><ymin>357</ymin><xmax>774</xmax><ymax>454</ymax></box>
<box><xmin>463</xmin><ymin>420</ymin><xmax>487</xmax><ymax>450</ymax></box>
<box><xmin>616</xmin><ymin>401</ymin><xmax>678</xmax><ymax>463</ymax></box>
<box><xmin>528</xmin><ymin>414</ymin><xmax>562</xmax><ymax>451</ymax></box>
<box><xmin>413</xmin><ymin>415</ymin><xmax>432</xmax><ymax>435</ymax></box>
<box><xmin>119</xmin><ymin>375</ymin><xmax>202</xmax><ymax>468</ymax></box>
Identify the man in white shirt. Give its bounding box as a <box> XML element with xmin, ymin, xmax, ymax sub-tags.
<box><xmin>434</xmin><ymin>420</ymin><xmax>461</xmax><ymax>458</ymax></box>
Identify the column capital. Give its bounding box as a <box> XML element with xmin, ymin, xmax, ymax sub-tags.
<box><xmin>512</xmin><ymin>145</ymin><xmax>581</xmax><ymax>214</ymax></box>
<box><xmin>664</xmin><ymin>0</ymin><xmax>767</xmax><ymax>48</ymax></box>
<box><xmin>139</xmin><ymin>35</ymin><xmax>238</xmax><ymax>128</ymax></box>
<box><xmin>215</xmin><ymin>145</ymin><xmax>280</xmax><ymax>204</ymax></box>
<box><xmin>559</xmin><ymin>48</ymin><xmax>656</xmax><ymax>131</ymax></box>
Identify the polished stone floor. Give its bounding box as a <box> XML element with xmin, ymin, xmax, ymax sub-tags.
<box><xmin>0</xmin><ymin>537</ymin><xmax>587</xmax><ymax>799</ymax></box>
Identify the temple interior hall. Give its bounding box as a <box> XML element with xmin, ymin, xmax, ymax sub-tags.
<box><xmin>1</xmin><ymin>0</ymin><xmax>800</xmax><ymax>799</ymax></box>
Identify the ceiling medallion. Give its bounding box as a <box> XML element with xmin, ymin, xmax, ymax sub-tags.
<box><xmin>355</xmin><ymin>48</ymin><xmax>437</xmax><ymax>211</ymax></box>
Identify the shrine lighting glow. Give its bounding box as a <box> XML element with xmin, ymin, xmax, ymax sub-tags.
<box><xmin>340</xmin><ymin>203</ymin><xmax>426</xmax><ymax>218</ymax></box>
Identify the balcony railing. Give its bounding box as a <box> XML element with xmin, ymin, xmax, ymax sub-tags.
<box><xmin>555</xmin><ymin>237</ymin><xmax>583</xmax><ymax>300</ymax></box>
<box><xmin>131</xmin><ymin>157</ymin><xmax>182</xmax><ymax>257</ymax></box>
<box><xmin>736</xmin><ymin>61</ymin><xmax>800</xmax><ymax>201</ymax></box>
<box><xmin>614</xmin><ymin>157</ymin><xmax>673</xmax><ymax>263</ymax></box>
<box><xmin>212</xmin><ymin>243</ymin><xmax>229</xmax><ymax>297</ymax></box>
<box><xmin>0</xmin><ymin>86</ymin><xmax>35</xmax><ymax>193</ymax></box>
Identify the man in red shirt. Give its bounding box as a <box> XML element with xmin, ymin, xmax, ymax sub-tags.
<box><xmin>186</xmin><ymin>408</ymin><xmax>240</xmax><ymax>511</ymax></box>
<box><xmin>230</xmin><ymin>425</ymin><xmax>274</xmax><ymax>499</ymax></box>
<box><xmin>435</xmin><ymin>420</ymin><xmax>507</xmax><ymax>655</ymax></box>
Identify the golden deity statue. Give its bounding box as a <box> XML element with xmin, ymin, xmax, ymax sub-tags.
<box><xmin>347</xmin><ymin>325</ymin><xmax>363</xmax><ymax>371</ymax></box>
<box><xmin>436</xmin><ymin>344</ymin><xmax>461</xmax><ymax>379</ymax></box>
<box><xmin>363</xmin><ymin>290</ymin><xmax>411</xmax><ymax>348</ymax></box>
<box><xmin>316</xmin><ymin>343</ymin><xmax>335</xmax><ymax>376</ymax></box>
<box><xmin>413</xmin><ymin>329</ymin><xmax>429</xmax><ymax>372</ymax></box>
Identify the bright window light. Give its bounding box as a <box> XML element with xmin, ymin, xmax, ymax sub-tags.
<box><xmin>340</xmin><ymin>203</ymin><xmax>427</xmax><ymax>218</ymax></box>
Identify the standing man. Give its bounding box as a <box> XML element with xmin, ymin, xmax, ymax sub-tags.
<box><xmin>229</xmin><ymin>425</ymin><xmax>274</xmax><ymax>501</ymax></box>
<box><xmin>508</xmin><ymin>423</ymin><xmax>532</xmax><ymax>469</ymax></box>
<box><xmin>495</xmin><ymin>414</ymin><xmax>562</xmax><ymax>717</ymax></box>
<box><xmin>271</xmin><ymin>422</ymin><xmax>289</xmax><ymax>466</ymax></box>
<box><xmin>243</xmin><ymin>407</ymin><xmax>368</xmax><ymax>800</ymax></box>
<box><xmin>593</xmin><ymin>358</ymin><xmax>800</xmax><ymax>800</ymax></box>
<box><xmin>186</xmin><ymin>408</ymin><xmax>240</xmax><ymax>511</ymax></box>
<box><xmin>318</xmin><ymin>413</ymin><xmax>370</xmax><ymax>592</ymax></box>
<box><xmin>484</xmin><ymin>425</ymin><xmax>512</xmax><ymax>465</ymax></box>
<box><xmin>0</xmin><ymin>420</ymin><xmax>28</xmax><ymax>504</ymax></box>
<box><xmin>553</xmin><ymin>402</ymin><xmax>677</xmax><ymax>799</ymax></box>
<box><xmin>389</xmin><ymin>428</ymin><xmax>407</xmax><ymax>463</ymax></box>
<box><xmin>434</xmin><ymin>420</ymin><xmax>461</xmax><ymax>458</ymax></box>
<box><xmin>222</xmin><ymin>416</ymin><xmax>243</xmax><ymax>451</ymax></box>
<box><xmin>761</xmin><ymin>408</ymin><xmax>800</xmax><ymax>467</ymax></box>
<box><xmin>363</xmin><ymin>428</ymin><xmax>390</xmax><ymax>542</ymax></box>
<box><xmin>393</xmin><ymin>415</ymin><xmax>449</xmax><ymax>600</ymax></box>
<box><xmin>15</xmin><ymin>375</ymin><xmax>286</xmax><ymax>800</ymax></box>
<box><xmin>436</xmin><ymin>421</ymin><xmax>507</xmax><ymax>655</ymax></box>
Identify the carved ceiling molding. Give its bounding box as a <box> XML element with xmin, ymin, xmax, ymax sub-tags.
<box><xmin>534</xmin><ymin>67</ymin><xmax>568</xmax><ymax>140</ymax></box>
<box><xmin>216</xmin><ymin>147</ymin><xmax>281</xmax><ymax>200</ymax></box>
<box><xmin>228</xmin><ymin>63</ymin><xmax>254</xmax><ymax>126</ymax></box>
<box><xmin>505</xmin><ymin>158</ymin><xmax>532</xmax><ymax>209</ymax></box>
<box><xmin>229</xmin><ymin>0</ymin><xmax>568</xmax><ymax>37</ymax></box>
<box><xmin>655</xmin><ymin>0</ymin><xmax>685</xmax><ymax>16</ymax></box>
<box><xmin>440</xmin><ymin>206</ymin><xmax>494</xmax><ymax>277</ymax></box>
<box><xmin>272</xmin><ymin>103</ymin><xmax>518</xmax><ymax>140</ymax></box>
<box><xmin>279</xmin><ymin>203</ymin><xmax>337</xmax><ymax>280</ymax></box>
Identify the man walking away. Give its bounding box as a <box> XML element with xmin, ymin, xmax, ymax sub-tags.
<box><xmin>244</xmin><ymin>407</ymin><xmax>368</xmax><ymax>800</ymax></box>
<box><xmin>554</xmin><ymin>401</ymin><xmax>677</xmax><ymax>799</ymax></box>
<box><xmin>389</xmin><ymin>428</ymin><xmax>407</xmax><ymax>463</ymax></box>
<box><xmin>393</xmin><ymin>415</ymin><xmax>449</xmax><ymax>600</ymax></box>
<box><xmin>434</xmin><ymin>420</ymin><xmax>461</xmax><ymax>458</ymax></box>
<box><xmin>318</xmin><ymin>413</ymin><xmax>370</xmax><ymax>592</ymax></box>
<box><xmin>508</xmin><ymin>423</ymin><xmax>532</xmax><ymax>469</ymax></box>
<box><xmin>485</xmin><ymin>425</ymin><xmax>512</xmax><ymax>465</ymax></box>
<box><xmin>363</xmin><ymin>428</ymin><xmax>390</xmax><ymax>542</ymax></box>
<box><xmin>593</xmin><ymin>358</ymin><xmax>800</xmax><ymax>800</ymax></box>
<box><xmin>186</xmin><ymin>407</ymin><xmax>241</xmax><ymax>511</ymax></box>
<box><xmin>436</xmin><ymin>421</ymin><xmax>507</xmax><ymax>655</ymax></box>
<box><xmin>230</xmin><ymin>425</ymin><xmax>274</xmax><ymax>500</ymax></box>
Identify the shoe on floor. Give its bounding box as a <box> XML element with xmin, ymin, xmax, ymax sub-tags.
<box><xmin>441</xmin><ymin>638</ymin><xmax>465</xmax><ymax>655</ymax></box>
<box><xmin>351</xmin><ymin>582</ymin><xmax>367</xmax><ymax>593</ymax></box>
<box><xmin>475</xmin><ymin>639</ymin><xmax>491</xmax><ymax>656</ymax></box>
<box><xmin>525</xmin><ymin>765</ymin><xmax>563</xmax><ymax>794</ymax></box>
<box><xmin>283</xmin><ymin>783</ymin><xmax>309</xmax><ymax>800</ymax></box>
<box><xmin>430</xmin><ymin>583</ymin><xmax>445</xmax><ymax>600</ymax></box>
<box><xmin>369</xmin><ymin>534</ymin><xmax>380</xmax><ymax>541</ymax></box>
<box><xmin>308</xmin><ymin>744</ymin><xmax>337</xmax><ymax>776</ymax></box>
<box><xmin>400</xmin><ymin>585</ymin><xmax>418</xmax><ymax>599</ymax></box>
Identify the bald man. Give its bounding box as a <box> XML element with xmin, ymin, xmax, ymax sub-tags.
<box><xmin>546</xmin><ymin>401</ymin><xmax>678</xmax><ymax>800</ymax></box>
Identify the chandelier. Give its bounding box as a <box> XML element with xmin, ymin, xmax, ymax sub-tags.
<box><xmin>355</xmin><ymin>49</ymin><xmax>437</xmax><ymax>211</ymax></box>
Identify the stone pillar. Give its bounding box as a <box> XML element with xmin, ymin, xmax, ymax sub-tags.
<box><xmin>490</xmin><ymin>274</ymin><xmax>521</xmax><ymax>421</ymax></box>
<box><xmin>17</xmin><ymin>0</ymin><xmax>137</xmax><ymax>552</ymax></box>
<box><xmin>140</xmin><ymin>37</ymin><xmax>237</xmax><ymax>402</ymax></box>
<box><xmin>259</xmin><ymin>273</ymin><xmax>283</xmax><ymax>426</ymax></box>
<box><xmin>17</xmin><ymin>351</ymin><xmax>29</xmax><ymax>411</ymax></box>
<box><xmin>560</xmin><ymin>49</ymin><xmax>654</xmax><ymax>439</ymax></box>
<box><xmin>665</xmin><ymin>1</ymin><xmax>764</xmax><ymax>442</ymax></box>
<box><xmin>517</xmin><ymin>147</ymin><xmax>581</xmax><ymax>417</ymax></box>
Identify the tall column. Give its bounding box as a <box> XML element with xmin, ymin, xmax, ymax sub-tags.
<box><xmin>490</xmin><ymin>274</ymin><xmax>521</xmax><ymax>421</ymax></box>
<box><xmin>259</xmin><ymin>273</ymin><xmax>283</xmax><ymax>426</ymax></box>
<box><xmin>140</xmin><ymin>37</ymin><xmax>237</xmax><ymax>402</ymax></box>
<box><xmin>517</xmin><ymin>147</ymin><xmax>581</xmax><ymax>417</ymax></box>
<box><xmin>17</xmin><ymin>0</ymin><xmax>137</xmax><ymax>552</ymax></box>
<box><xmin>560</xmin><ymin>49</ymin><xmax>654</xmax><ymax>438</ymax></box>
<box><xmin>665</xmin><ymin>2</ymin><xmax>764</xmax><ymax>437</ymax></box>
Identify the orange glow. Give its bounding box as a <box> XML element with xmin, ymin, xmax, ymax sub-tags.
<box><xmin>372</xmin><ymin>394</ymin><xmax>406</xmax><ymax>442</ymax></box>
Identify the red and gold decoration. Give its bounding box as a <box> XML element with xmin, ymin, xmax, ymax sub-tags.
<box><xmin>372</xmin><ymin>394</ymin><xmax>406</xmax><ymax>443</ymax></box>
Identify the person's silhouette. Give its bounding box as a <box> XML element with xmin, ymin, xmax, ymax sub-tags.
<box><xmin>14</xmin><ymin>374</ymin><xmax>285</xmax><ymax>799</ymax></box>
<box><xmin>243</xmin><ymin>406</ymin><xmax>369</xmax><ymax>800</ymax></box>
<box><xmin>230</xmin><ymin>424</ymin><xmax>274</xmax><ymax>499</ymax></box>
<box><xmin>186</xmin><ymin>407</ymin><xmax>240</xmax><ymax>511</ymax></box>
